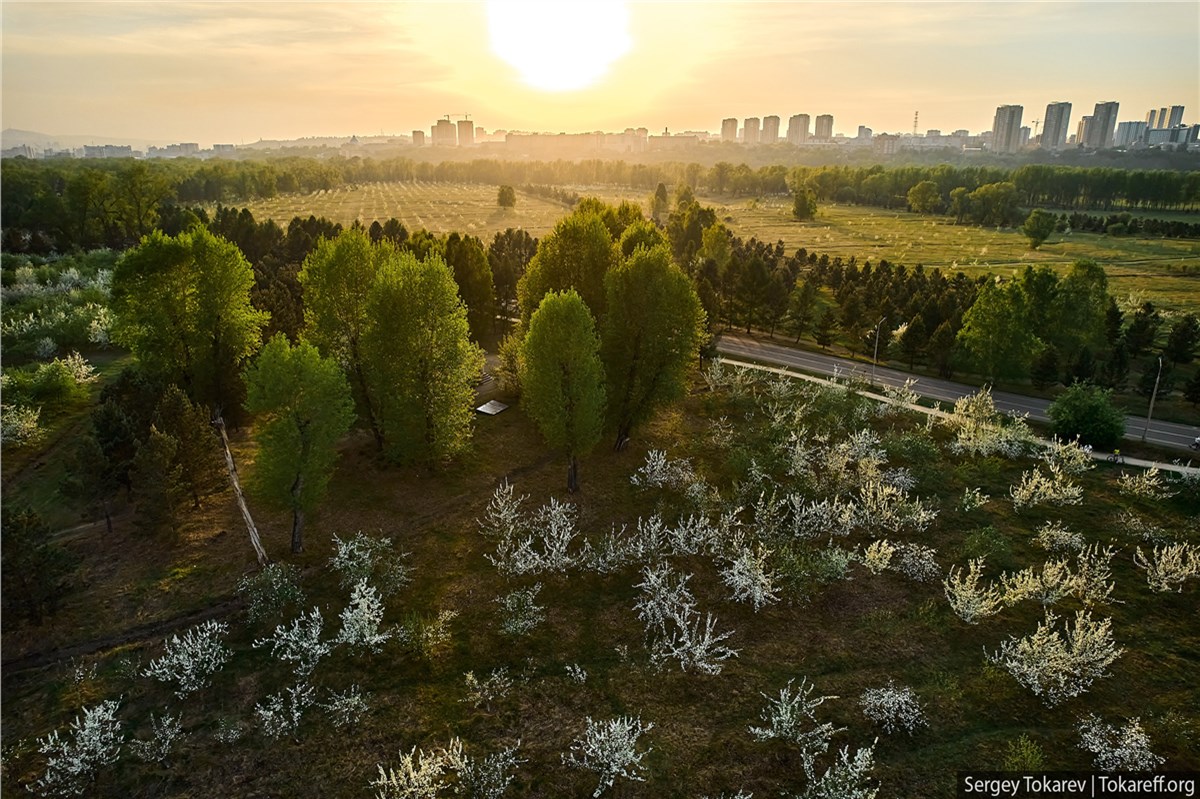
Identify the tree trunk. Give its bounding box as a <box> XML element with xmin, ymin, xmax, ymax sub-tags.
<box><xmin>290</xmin><ymin>471</ymin><xmax>306</xmax><ymax>553</ymax></box>
<box><xmin>102</xmin><ymin>499</ymin><xmax>113</xmax><ymax>538</ymax></box>
<box><xmin>213</xmin><ymin>414</ymin><xmax>269</xmax><ymax>566</ymax></box>
<box><xmin>567</xmin><ymin>455</ymin><xmax>579</xmax><ymax>494</ymax></box>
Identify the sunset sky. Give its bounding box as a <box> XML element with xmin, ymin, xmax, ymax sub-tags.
<box><xmin>2</xmin><ymin>1</ymin><xmax>1197</xmax><ymax>146</ymax></box>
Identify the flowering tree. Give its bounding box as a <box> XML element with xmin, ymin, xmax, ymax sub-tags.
<box><xmin>634</xmin><ymin>563</ymin><xmax>738</xmax><ymax>674</ymax></box>
<box><xmin>129</xmin><ymin>712</ymin><xmax>184</xmax><ymax>764</ymax></box>
<box><xmin>989</xmin><ymin>610</ymin><xmax>1123</xmax><ymax>705</ymax></box>
<box><xmin>32</xmin><ymin>700</ymin><xmax>123</xmax><ymax>797</ymax></box>
<box><xmin>142</xmin><ymin>620</ymin><xmax>232</xmax><ymax>698</ymax></box>
<box><xmin>563</xmin><ymin>716</ymin><xmax>654</xmax><ymax>797</ymax></box>
<box><xmin>253</xmin><ymin>607</ymin><xmax>331</xmax><ymax>679</ymax></box>
<box><xmin>944</xmin><ymin>559</ymin><xmax>1003</xmax><ymax>624</ymax></box>
<box><xmin>719</xmin><ymin>544</ymin><xmax>780</xmax><ymax>610</ymax></box>
<box><xmin>336</xmin><ymin>579</ymin><xmax>391</xmax><ymax>652</ymax></box>
<box><xmin>255</xmin><ymin>682</ymin><xmax>315</xmax><ymax>741</ymax></box>
<box><xmin>749</xmin><ymin>677</ymin><xmax>845</xmax><ymax>778</ymax></box>
<box><xmin>859</xmin><ymin>683</ymin><xmax>926</xmax><ymax>735</ymax></box>
<box><xmin>1134</xmin><ymin>543</ymin><xmax>1200</xmax><ymax>592</ymax></box>
<box><xmin>1077</xmin><ymin>715</ymin><xmax>1164</xmax><ymax>771</ymax></box>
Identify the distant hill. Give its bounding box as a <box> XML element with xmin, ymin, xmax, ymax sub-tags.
<box><xmin>2</xmin><ymin>128</ymin><xmax>168</xmax><ymax>150</ymax></box>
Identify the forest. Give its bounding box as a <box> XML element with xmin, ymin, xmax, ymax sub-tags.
<box><xmin>2</xmin><ymin>181</ymin><xmax>1199</xmax><ymax>798</ymax></box>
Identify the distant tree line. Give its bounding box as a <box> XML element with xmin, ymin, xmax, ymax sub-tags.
<box><xmin>5</xmin><ymin>156</ymin><xmax>1199</xmax><ymax>253</ymax></box>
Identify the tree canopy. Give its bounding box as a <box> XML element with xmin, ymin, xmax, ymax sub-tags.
<box><xmin>517</xmin><ymin>211</ymin><xmax>617</xmax><ymax>324</ymax></box>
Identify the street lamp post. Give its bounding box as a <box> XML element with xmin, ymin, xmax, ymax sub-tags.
<box><xmin>1141</xmin><ymin>356</ymin><xmax>1163</xmax><ymax>443</ymax></box>
<box><xmin>871</xmin><ymin>316</ymin><xmax>886</xmax><ymax>388</ymax></box>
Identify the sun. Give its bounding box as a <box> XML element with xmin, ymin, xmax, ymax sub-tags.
<box><xmin>486</xmin><ymin>0</ymin><xmax>632</xmax><ymax>92</ymax></box>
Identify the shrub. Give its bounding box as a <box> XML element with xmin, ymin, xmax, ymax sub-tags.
<box><xmin>1047</xmin><ymin>383</ymin><xmax>1125</xmax><ymax>449</ymax></box>
<box><xmin>563</xmin><ymin>716</ymin><xmax>654</xmax><ymax>798</ymax></box>
<box><xmin>32</xmin><ymin>700</ymin><xmax>123</xmax><ymax>797</ymax></box>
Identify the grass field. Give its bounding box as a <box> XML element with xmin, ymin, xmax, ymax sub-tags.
<box><xmin>3</xmin><ymin>366</ymin><xmax>1198</xmax><ymax>798</ymax></box>
<box><xmin>236</xmin><ymin>181</ymin><xmax>1200</xmax><ymax>314</ymax></box>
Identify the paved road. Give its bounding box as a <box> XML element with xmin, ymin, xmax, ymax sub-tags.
<box><xmin>716</xmin><ymin>334</ymin><xmax>1200</xmax><ymax>454</ymax></box>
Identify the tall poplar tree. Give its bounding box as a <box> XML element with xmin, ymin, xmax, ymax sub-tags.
<box><xmin>111</xmin><ymin>227</ymin><xmax>268</xmax><ymax>411</ymax></box>
<box><xmin>243</xmin><ymin>335</ymin><xmax>354</xmax><ymax>553</ymax></box>
<box><xmin>601</xmin><ymin>245</ymin><xmax>705</xmax><ymax>447</ymax></box>
<box><xmin>362</xmin><ymin>252</ymin><xmax>484</xmax><ymax>466</ymax></box>
<box><xmin>520</xmin><ymin>291</ymin><xmax>606</xmax><ymax>492</ymax></box>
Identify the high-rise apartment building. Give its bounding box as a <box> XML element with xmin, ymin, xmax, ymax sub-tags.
<box><xmin>761</xmin><ymin>115</ymin><xmax>780</xmax><ymax>144</ymax></box>
<box><xmin>412</xmin><ymin>130</ymin><xmax>426</xmax><ymax>146</ymax></box>
<box><xmin>457</xmin><ymin>119</ymin><xmax>474</xmax><ymax>146</ymax></box>
<box><xmin>1158</xmin><ymin>107</ymin><xmax>1169</xmax><ymax>127</ymax></box>
<box><xmin>786</xmin><ymin>114</ymin><xmax>810</xmax><ymax>145</ymax></box>
<box><xmin>814</xmin><ymin>114</ymin><xmax>833</xmax><ymax>140</ymax></box>
<box><xmin>991</xmin><ymin>104</ymin><xmax>1023</xmax><ymax>153</ymax></box>
<box><xmin>1115</xmin><ymin>121</ymin><xmax>1148</xmax><ymax>148</ymax></box>
<box><xmin>857</xmin><ymin>126</ymin><xmax>872</xmax><ymax>140</ymax></box>
<box><xmin>432</xmin><ymin>118</ymin><xmax>457</xmax><ymax>146</ymax></box>
<box><xmin>1168</xmin><ymin>105</ymin><xmax>1185</xmax><ymax>128</ymax></box>
<box><xmin>743</xmin><ymin>117</ymin><xmax>760</xmax><ymax>145</ymax></box>
<box><xmin>1086</xmin><ymin>101</ymin><xmax>1119</xmax><ymax>148</ymax></box>
<box><xmin>1076</xmin><ymin>116</ymin><xmax>1093</xmax><ymax>146</ymax></box>
<box><xmin>1042</xmin><ymin>102</ymin><xmax>1072</xmax><ymax>150</ymax></box>
<box><xmin>1146</xmin><ymin>109</ymin><xmax>1159</xmax><ymax>129</ymax></box>
<box><xmin>721</xmin><ymin>118</ymin><xmax>738</xmax><ymax>142</ymax></box>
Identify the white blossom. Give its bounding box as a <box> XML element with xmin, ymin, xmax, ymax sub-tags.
<box><xmin>565</xmin><ymin>664</ymin><xmax>588</xmax><ymax>684</ymax></box>
<box><xmin>321</xmin><ymin>684</ymin><xmax>370</xmax><ymax>728</ymax></box>
<box><xmin>253</xmin><ymin>606</ymin><xmax>331</xmax><ymax>679</ymax></box>
<box><xmin>1077</xmin><ymin>715</ymin><xmax>1164</xmax><ymax>772</ymax></box>
<box><xmin>959</xmin><ymin>487</ymin><xmax>990</xmax><ymax>512</ymax></box>
<box><xmin>859</xmin><ymin>683</ymin><xmax>926</xmax><ymax>734</ymax></box>
<box><xmin>32</xmin><ymin>700</ymin><xmax>123</xmax><ymax>797</ymax></box>
<box><xmin>0</xmin><ymin>404</ymin><xmax>43</xmax><ymax>445</ymax></box>
<box><xmin>889</xmin><ymin>543</ymin><xmax>940</xmax><ymax>583</ymax></box>
<box><xmin>329</xmin><ymin>532</ymin><xmax>411</xmax><ymax>596</ymax></box>
<box><xmin>860</xmin><ymin>540</ymin><xmax>895</xmax><ymax>575</ymax></box>
<box><xmin>798</xmin><ymin>742</ymin><xmax>879</xmax><ymax>799</ymax></box>
<box><xmin>238</xmin><ymin>562</ymin><xmax>305</xmax><ymax>623</ymax></box>
<box><xmin>495</xmin><ymin>584</ymin><xmax>545</xmax><ymax>636</ymax></box>
<box><xmin>630</xmin><ymin>450</ymin><xmax>697</xmax><ymax>491</ymax></box>
<box><xmin>562</xmin><ymin>716</ymin><xmax>654</xmax><ymax>798</ymax></box>
<box><xmin>944</xmin><ymin>559</ymin><xmax>1003</xmax><ymax>624</ymax></box>
<box><xmin>478</xmin><ymin>481</ymin><xmax>527</xmax><ymax>540</ymax></box>
<box><xmin>1000</xmin><ymin>559</ymin><xmax>1077</xmax><ymax>607</ymax></box>
<box><xmin>142</xmin><ymin>620</ymin><xmax>231</xmax><ymax>698</ymax></box>
<box><xmin>749</xmin><ymin>677</ymin><xmax>845</xmax><ymax>779</ymax></box>
<box><xmin>337</xmin><ymin>579</ymin><xmax>391</xmax><ymax>652</ymax></box>
<box><xmin>255</xmin><ymin>682</ymin><xmax>315</xmax><ymax>740</ymax></box>
<box><xmin>461</xmin><ymin>669</ymin><xmax>513</xmax><ymax>711</ymax></box>
<box><xmin>1117</xmin><ymin>467</ymin><xmax>1176</xmax><ymax>500</ymax></box>
<box><xmin>129</xmin><ymin>712</ymin><xmax>183</xmax><ymax>764</ymax></box>
<box><xmin>455</xmin><ymin>741</ymin><xmax>525</xmax><ymax>799</ymax></box>
<box><xmin>1134</xmin><ymin>542</ymin><xmax>1200</xmax><ymax>592</ymax></box>
<box><xmin>635</xmin><ymin>563</ymin><xmax>738</xmax><ymax>675</ymax></box>
<box><xmin>397</xmin><ymin>610</ymin><xmax>458</xmax><ymax>659</ymax></box>
<box><xmin>1010</xmin><ymin>464</ymin><xmax>1084</xmax><ymax>511</ymax></box>
<box><xmin>1034</xmin><ymin>520</ymin><xmax>1085</xmax><ymax>553</ymax></box>
<box><xmin>989</xmin><ymin>609</ymin><xmax>1123</xmax><ymax>705</ymax></box>
<box><xmin>944</xmin><ymin>388</ymin><xmax>1036</xmax><ymax>458</ymax></box>
<box><xmin>719</xmin><ymin>544</ymin><xmax>780</xmax><ymax>610</ymax></box>
<box><xmin>372</xmin><ymin>738</ymin><xmax>463</xmax><ymax>799</ymax></box>
<box><xmin>1042</xmin><ymin>437</ymin><xmax>1094</xmax><ymax>475</ymax></box>
<box><xmin>1073</xmin><ymin>544</ymin><xmax>1117</xmax><ymax>606</ymax></box>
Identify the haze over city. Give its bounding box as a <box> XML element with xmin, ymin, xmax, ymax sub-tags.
<box><xmin>3</xmin><ymin>0</ymin><xmax>1198</xmax><ymax>146</ymax></box>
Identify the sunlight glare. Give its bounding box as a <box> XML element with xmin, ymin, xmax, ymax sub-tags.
<box><xmin>486</xmin><ymin>0</ymin><xmax>632</xmax><ymax>92</ymax></box>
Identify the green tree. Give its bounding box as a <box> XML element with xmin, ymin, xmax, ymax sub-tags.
<box><xmin>928</xmin><ymin>319</ymin><xmax>958</xmax><ymax>377</ymax></box>
<box><xmin>968</xmin><ymin>182</ymin><xmax>1020</xmax><ymax>226</ymax></box>
<box><xmin>154</xmin><ymin>385</ymin><xmax>224</xmax><ymax>508</ymax></box>
<box><xmin>60</xmin><ymin>434</ymin><xmax>119</xmax><ymax>536</ymax></box>
<box><xmin>898</xmin><ymin>314</ymin><xmax>928</xmax><ymax>369</ymax></box>
<box><xmin>363</xmin><ymin>252</ymin><xmax>485</xmax><ymax>465</ymax></box>
<box><xmin>1</xmin><ymin>505</ymin><xmax>76</xmax><ymax>626</ymax></box>
<box><xmin>1124</xmin><ymin>302</ymin><xmax>1162</xmax><ymax>357</ymax></box>
<box><xmin>517</xmin><ymin>211</ymin><xmax>616</xmax><ymax>324</ymax></box>
<box><xmin>244</xmin><ymin>335</ymin><xmax>355</xmax><ymax>553</ymax></box>
<box><xmin>601</xmin><ymin>245</ymin><xmax>705</xmax><ymax>447</ymax></box>
<box><xmin>489</xmin><ymin>228</ymin><xmax>537</xmax><ymax>328</ymax></box>
<box><xmin>1052</xmin><ymin>260</ymin><xmax>1110</xmax><ymax>362</ymax></box>
<box><xmin>792</xmin><ymin>187</ymin><xmax>818</xmax><ymax>220</ymax></box>
<box><xmin>618</xmin><ymin>219</ymin><xmax>667</xmax><ymax>258</ymax></box>
<box><xmin>907</xmin><ymin>181</ymin><xmax>943</xmax><ymax>215</ymax></box>
<box><xmin>949</xmin><ymin>186</ymin><xmax>971</xmax><ymax>224</ymax></box>
<box><xmin>1183</xmin><ymin>370</ymin><xmax>1200</xmax><ymax>407</ymax></box>
<box><xmin>444</xmin><ymin>232</ymin><xmax>495</xmax><ymax>342</ymax></box>
<box><xmin>814</xmin><ymin>307</ymin><xmax>837</xmax><ymax>349</ymax></box>
<box><xmin>520</xmin><ymin>291</ymin><xmax>606</xmax><ymax>492</ymax></box>
<box><xmin>957</xmin><ymin>280</ymin><xmax>1037</xmax><ymax>381</ymax></box>
<box><xmin>1030</xmin><ymin>346</ymin><xmax>1061</xmax><ymax>390</ymax></box>
<box><xmin>131</xmin><ymin>426</ymin><xmax>184</xmax><ymax>535</ymax></box>
<box><xmin>1048</xmin><ymin>383</ymin><xmax>1126</xmax><ymax>449</ymax></box>
<box><xmin>1163</xmin><ymin>313</ymin><xmax>1200</xmax><ymax>364</ymax></box>
<box><xmin>1022</xmin><ymin>208</ymin><xmax>1057</xmax><ymax>249</ymax></box>
<box><xmin>785</xmin><ymin>278</ymin><xmax>820</xmax><ymax>343</ymax></box>
<box><xmin>112</xmin><ymin>228</ymin><xmax>268</xmax><ymax>412</ymax></box>
<box><xmin>497</xmin><ymin>185</ymin><xmax>516</xmax><ymax>209</ymax></box>
<box><xmin>298</xmin><ymin>227</ymin><xmax>387</xmax><ymax>449</ymax></box>
<box><xmin>115</xmin><ymin>162</ymin><xmax>173</xmax><ymax>240</ymax></box>
<box><xmin>650</xmin><ymin>182</ymin><xmax>670</xmax><ymax>221</ymax></box>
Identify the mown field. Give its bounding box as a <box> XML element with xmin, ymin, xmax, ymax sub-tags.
<box><xmin>235</xmin><ymin>181</ymin><xmax>1200</xmax><ymax>315</ymax></box>
<box><xmin>3</xmin><ymin>364</ymin><xmax>1198</xmax><ymax>798</ymax></box>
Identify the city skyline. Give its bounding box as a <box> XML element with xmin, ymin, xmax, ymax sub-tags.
<box><xmin>2</xmin><ymin>1</ymin><xmax>1198</xmax><ymax>146</ymax></box>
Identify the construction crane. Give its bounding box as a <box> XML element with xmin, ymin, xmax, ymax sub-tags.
<box><xmin>1030</xmin><ymin>118</ymin><xmax>1042</xmax><ymax>136</ymax></box>
<box><xmin>444</xmin><ymin>113</ymin><xmax>472</xmax><ymax>122</ymax></box>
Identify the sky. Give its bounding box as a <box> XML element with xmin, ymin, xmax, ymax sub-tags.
<box><xmin>2</xmin><ymin>0</ymin><xmax>1198</xmax><ymax>146</ymax></box>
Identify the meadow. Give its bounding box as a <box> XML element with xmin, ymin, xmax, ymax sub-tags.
<box><xmin>236</xmin><ymin>181</ymin><xmax>1200</xmax><ymax>314</ymax></box>
<box><xmin>3</xmin><ymin>364</ymin><xmax>1198</xmax><ymax>798</ymax></box>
